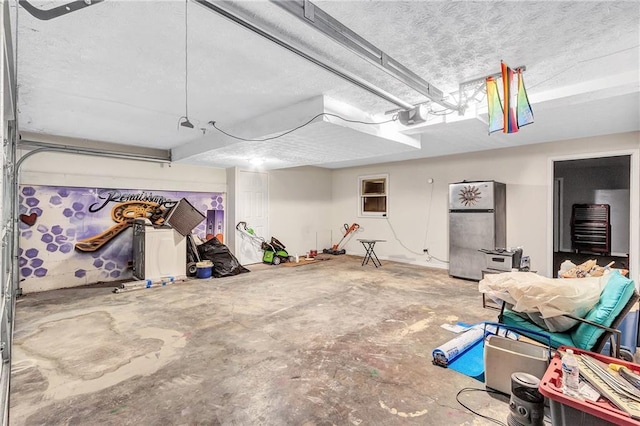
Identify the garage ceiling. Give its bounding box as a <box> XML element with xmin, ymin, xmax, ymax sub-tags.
<box><xmin>14</xmin><ymin>0</ymin><xmax>640</xmax><ymax>170</ymax></box>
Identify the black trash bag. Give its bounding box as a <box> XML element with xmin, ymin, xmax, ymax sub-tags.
<box><xmin>197</xmin><ymin>237</ymin><xmax>250</xmax><ymax>278</ymax></box>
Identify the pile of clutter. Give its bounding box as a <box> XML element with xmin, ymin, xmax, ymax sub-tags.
<box><xmin>559</xmin><ymin>259</ymin><xmax>628</xmax><ymax>278</ymax></box>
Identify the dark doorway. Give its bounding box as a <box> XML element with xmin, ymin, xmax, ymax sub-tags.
<box><xmin>553</xmin><ymin>155</ymin><xmax>631</xmax><ymax>275</ymax></box>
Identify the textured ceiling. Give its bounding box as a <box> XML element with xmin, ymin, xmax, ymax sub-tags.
<box><xmin>13</xmin><ymin>0</ymin><xmax>640</xmax><ymax>169</ymax></box>
<box><xmin>185</xmin><ymin>119</ymin><xmax>420</xmax><ymax>169</ymax></box>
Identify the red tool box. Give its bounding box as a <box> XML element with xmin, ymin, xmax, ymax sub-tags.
<box><xmin>539</xmin><ymin>346</ymin><xmax>640</xmax><ymax>426</ymax></box>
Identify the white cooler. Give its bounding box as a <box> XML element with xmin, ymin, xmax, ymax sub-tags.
<box><xmin>484</xmin><ymin>334</ymin><xmax>550</xmax><ymax>394</ymax></box>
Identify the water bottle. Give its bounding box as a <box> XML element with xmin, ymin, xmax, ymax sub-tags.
<box><xmin>562</xmin><ymin>349</ymin><xmax>580</xmax><ymax>397</ymax></box>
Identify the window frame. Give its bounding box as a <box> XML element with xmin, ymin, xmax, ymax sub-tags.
<box><xmin>358</xmin><ymin>173</ymin><xmax>389</xmax><ymax>218</ymax></box>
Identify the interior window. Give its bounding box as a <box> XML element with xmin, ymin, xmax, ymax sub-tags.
<box><xmin>359</xmin><ymin>174</ymin><xmax>388</xmax><ymax>217</ymax></box>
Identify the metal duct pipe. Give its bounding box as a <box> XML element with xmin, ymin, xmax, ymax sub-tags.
<box><xmin>16</xmin><ymin>142</ymin><xmax>172</xmax><ymax>165</ymax></box>
<box><xmin>272</xmin><ymin>0</ymin><xmax>461</xmax><ymax>113</ymax></box>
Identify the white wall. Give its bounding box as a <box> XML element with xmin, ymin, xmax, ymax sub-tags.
<box><xmin>19</xmin><ymin>150</ymin><xmax>226</xmax><ymax>193</ymax></box>
<box><xmin>16</xmin><ymin>132</ymin><xmax>640</xmax><ymax>285</ymax></box>
<box><xmin>595</xmin><ymin>189</ymin><xmax>631</xmax><ymax>256</ymax></box>
<box><xmin>331</xmin><ymin>132</ymin><xmax>640</xmax><ymax>278</ymax></box>
<box><xmin>269</xmin><ymin>166</ymin><xmax>333</xmax><ymax>257</ymax></box>
<box><xmin>225</xmin><ymin>167</ymin><xmax>237</xmax><ymax>256</ymax></box>
<box><xmin>16</xmin><ymin>151</ymin><xmax>227</xmax><ymax>292</ymax></box>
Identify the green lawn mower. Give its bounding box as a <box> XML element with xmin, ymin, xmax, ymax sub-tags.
<box><xmin>261</xmin><ymin>237</ymin><xmax>289</xmax><ymax>265</ymax></box>
<box><xmin>236</xmin><ymin>222</ymin><xmax>291</xmax><ymax>265</ymax></box>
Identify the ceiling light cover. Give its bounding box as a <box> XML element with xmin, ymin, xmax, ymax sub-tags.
<box><xmin>180</xmin><ymin>118</ymin><xmax>194</xmax><ymax>128</ymax></box>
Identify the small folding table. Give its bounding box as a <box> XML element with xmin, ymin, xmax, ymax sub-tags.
<box><xmin>358</xmin><ymin>239</ymin><xmax>385</xmax><ymax>267</ymax></box>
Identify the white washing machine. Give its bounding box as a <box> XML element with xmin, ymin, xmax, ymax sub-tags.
<box><xmin>133</xmin><ymin>220</ymin><xmax>186</xmax><ymax>280</ymax></box>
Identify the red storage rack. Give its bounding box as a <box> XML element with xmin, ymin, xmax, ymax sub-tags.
<box><xmin>539</xmin><ymin>346</ymin><xmax>640</xmax><ymax>426</ymax></box>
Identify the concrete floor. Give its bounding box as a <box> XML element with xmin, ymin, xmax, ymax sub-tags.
<box><xmin>10</xmin><ymin>255</ymin><xmax>512</xmax><ymax>425</ymax></box>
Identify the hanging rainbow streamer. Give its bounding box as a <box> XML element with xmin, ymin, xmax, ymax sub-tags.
<box><xmin>516</xmin><ymin>69</ymin><xmax>534</xmax><ymax>127</ymax></box>
<box><xmin>501</xmin><ymin>62</ymin><xmax>519</xmax><ymax>133</ymax></box>
<box><xmin>486</xmin><ymin>76</ymin><xmax>503</xmax><ymax>134</ymax></box>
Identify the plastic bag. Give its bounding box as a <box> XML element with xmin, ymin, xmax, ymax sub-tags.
<box><xmin>197</xmin><ymin>237</ymin><xmax>250</xmax><ymax>278</ymax></box>
<box><xmin>479</xmin><ymin>271</ymin><xmax>607</xmax><ymax>332</ymax></box>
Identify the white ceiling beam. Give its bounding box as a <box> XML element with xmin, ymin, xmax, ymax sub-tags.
<box><xmin>171</xmin><ymin>95</ymin><xmax>420</xmax><ymax>164</ymax></box>
<box><xmin>171</xmin><ymin>96</ymin><xmax>327</xmax><ymax>161</ymax></box>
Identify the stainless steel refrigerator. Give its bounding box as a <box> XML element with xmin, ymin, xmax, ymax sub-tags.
<box><xmin>449</xmin><ymin>181</ymin><xmax>506</xmax><ymax>280</ymax></box>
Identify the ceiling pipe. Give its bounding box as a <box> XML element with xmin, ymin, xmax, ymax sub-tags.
<box><xmin>16</xmin><ymin>143</ymin><xmax>172</xmax><ymax>166</ymax></box>
<box><xmin>18</xmin><ymin>0</ymin><xmax>104</xmax><ymax>21</ymax></box>
<box><xmin>192</xmin><ymin>0</ymin><xmax>414</xmax><ymax>110</ymax></box>
<box><xmin>272</xmin><ymin>0</ymin><xmax>461</xmax><ymax>113</ymax></box>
